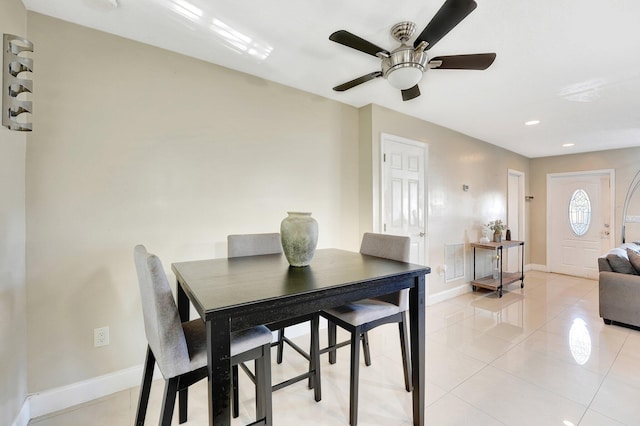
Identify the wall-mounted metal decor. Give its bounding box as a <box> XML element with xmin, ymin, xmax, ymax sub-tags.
<box><xmin>3</xmin><ymin>34</ymin><xmax>33</xmax><ymax>131</ymax></box>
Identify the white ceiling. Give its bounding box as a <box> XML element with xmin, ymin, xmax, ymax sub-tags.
<box><xmin>21</xmin><ymin>0</ymin><xmax>640</xmax><ymax>158</ymax></box>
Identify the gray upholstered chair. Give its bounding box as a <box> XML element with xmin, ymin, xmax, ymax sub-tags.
<box><xmin>227</xmin><ymin>233</ymin><xmax>321</xmax><ymax>404</ymax></box>
<box><xmin>133</xmin><ymin>245</ymin><xmax>273</xmax><ymax>426</ymax></box>
<box><xmin>320</xmin><ymin>232</ymin><xmax>412</xmax><ymax>426</ymax></box>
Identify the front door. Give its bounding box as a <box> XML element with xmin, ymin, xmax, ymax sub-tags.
<box><xmin>547</xmin><ymin>170</ymin><xmax>614</xmax><ymax>279</ymax></box>
<box><xmin>381</xmin><ymin>134</ymin><xmax>427</xmax><ymax>265</ymax></box>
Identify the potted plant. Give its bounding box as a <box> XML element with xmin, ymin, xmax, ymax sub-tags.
<box><xmin>486</xmin><ymin>219</ymin><xmax>507</xmax><ymax>242</ymax></box>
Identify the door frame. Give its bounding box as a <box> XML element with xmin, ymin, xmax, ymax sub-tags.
<box><xmin>546</xmin><ymin>169</ymin><xmax>615</xmax><ymax>272</ymax></box>
<box><xmin>507</xmin><ymin>169</ymin><xmax>525</xmax><ymax>272</ymax></box>
<box><xmin>379</xmin><ymin>133</ymin><xmax>429</xmax><ymax>265</ymax></box>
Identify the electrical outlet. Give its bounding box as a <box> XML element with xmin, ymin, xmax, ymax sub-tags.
<box><xmin>94</xmin><ymin>326</ymin><xmax>109</xmax><ymax>347</ymax></box>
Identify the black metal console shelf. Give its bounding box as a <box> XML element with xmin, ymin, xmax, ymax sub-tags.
<box><xmin>470</xmin><ymin>240</ymin><xmax>524</xmax><ymax>297</ymax></box>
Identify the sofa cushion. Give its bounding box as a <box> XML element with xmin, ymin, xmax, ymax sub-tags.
<box><xmin>627</xmin><ymin>248</ymin><xmax>640</xmax><ymax>274</ymax></box>
<box><xmin>621</xmin><ymin>243</ymin><xmax>640</xmax><ymax>253</ymax></box>
<box><xmin>606</xmin><ymin>247</ymin><xmax>638</xmax><ymax>275</ymax></box>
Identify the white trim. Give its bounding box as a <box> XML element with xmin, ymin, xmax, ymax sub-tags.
<box><xmin>26</xmin><ymin>322</ymin><xmax>325</xmax><ymax>420</ymax></box>
<box><xmin>507</xmin><ymin>168</ymin><xmax>526</xmax><ymax>243</ymax></box>
<box><xmin>10</xmin><ymin>399</ymin><xmax>30</xmax><ymax>426</ymax></box>
<box><xmin>427</xmin><ymin>283</ymin><xmax>471</xmax><ymax>305</ymax></box>
<box><xmin>28</xmin><ymin>364</ymin><xmax>159</xmax><ymax>419</ymax></box>
<box><xmin>529</xmin><ymin>263</ymin><xmax>548</xmax><ymax>272</ymax></box>
<box><xmin>428</xmin><ymin>264</ymin><xmax>536</xmax><ymax>305</ymax></box>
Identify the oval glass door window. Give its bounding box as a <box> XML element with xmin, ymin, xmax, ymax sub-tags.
<box><xmin>568</xmin><ymin>189</ymin><xmax>591</xmax><ymax>236</ymax></box>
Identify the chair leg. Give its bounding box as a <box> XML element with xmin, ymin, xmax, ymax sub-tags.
<box><xmin>362</xmin><ymin>332</ymin><xmax>371</xmax><ymax>366</ymax></box>
<box><xmin>349</xmin><ymin>327</ymin><xmax>361</xmax><ymax>426</ymax></box>
<box><xmin>178</xmin><ymin>387</ymin><xmax>188</xmax><ymax>424</ymax></box>
<box><xmin>160</xmin><ymin>378</ymin><xmax>179</xmax><ymax>426</ymax></box>
<box><xmin>328</xmin><ymin>320</ymin><xmax>337</xmax><ymax>364</ymax></box>
<box><xmin>276</xmin><ymin>328</ymin><xmax>285</xmax><ymax>364</ymax></box>
<box><xmin>135</xmin><ymin>346</ymin><xmax>155</xmax><ymax>426</ymax></box>
<box><xmin>398</xmin><ymin>312</ymin><xmax>412</xmax><ymax>392</ymax></box>
<box><xmin>232</xmin><ymin>365</ymin><xmax>239</xmax><ymax>418</ymax></box>
<box><xmin>309</xmin><ymin>314</ymin><xmax>322</xmax><ymax>401</ymax></box>
<box><xmin>255</xmin><ymin>343</ymin><xmax>273</xmax><ymax>426</ymax></box>
<box><xmin>254</xmin><ymin>359</ymin><xmax>262</xmax><ymax>419</ymax></box>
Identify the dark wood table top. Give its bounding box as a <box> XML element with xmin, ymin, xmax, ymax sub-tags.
<box><xmin>172</xmin><ymin>248</ymin><xmax>430</xmax><ymax>326</ymax></box>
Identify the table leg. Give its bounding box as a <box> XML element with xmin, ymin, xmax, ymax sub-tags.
<box><xmin>177</xmin><ymin>280</ymin><xmax>190</xmax><ymax>322</ymax></box>
<box><xmin>409</xmin><ymin>275</ymin><xmax>425</xmax><ymax>426</ymax></box>
<box><xmin>207</xmin><ymin>318</ymin><xmax>232</xmax><ymax>426</ymax></box>
<box><xmin>176</xmin><ymin>280</ymin><xmax>190</xmax><ymax>422</ymax></box>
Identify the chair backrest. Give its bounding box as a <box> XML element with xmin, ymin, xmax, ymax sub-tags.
<box><xmin>360</xmin><ymin>232</ymin><xmax>411</xmax><ymax>309</ymax></box>
<box><xmin>360</xmin><ymin>232</ymin><xmax>411</xmax><ymax>263</ymax></box>
<box><xmin>227</xmin><ymin>233</ymin><xmax>282</xmax><ymax>258</ymax></box>
<box><xmin>134</xmin><ymin>245</ymin><xmax>190</xmax><ymax>379</ymax></box>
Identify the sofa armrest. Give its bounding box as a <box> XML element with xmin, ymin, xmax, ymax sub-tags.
<box><xmin>599</xmin><ymin>271</ymin><xmax>640</xmax><ymax>327</ymax></box>
<box><xmin>598</xmin><ymin>256</ymin><xmax>613</xmax><ymax>272</ymax></box>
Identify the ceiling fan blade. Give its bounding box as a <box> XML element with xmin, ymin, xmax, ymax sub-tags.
<box><xmin>430</xmin><ymin>53</ymin><xmax>496</xmax><ymax>70</ymax></box>
<box><xmin>401</xmin><ymin>85</ymin><xmax>421</xmax><ymax>101</ymax></box>
<box><xmin>329</xmin><ymin>30</ymin><xmax>390</xmax><ymax>57</ymax></box>
<box><xmin>333</xmin><ymin>71</ymin><xmax>383</xmax><ymax>92</ymax></box>
<box><xmin>414</xmin><ymin>0</ymin><xmax>477</xmax><ymax>50</ymax></box>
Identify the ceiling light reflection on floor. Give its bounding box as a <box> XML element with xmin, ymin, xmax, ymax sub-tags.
<box><xmin>569</xmin><ymin>318</ymin><xmax>592</xmax><ymax>365</ymax></box>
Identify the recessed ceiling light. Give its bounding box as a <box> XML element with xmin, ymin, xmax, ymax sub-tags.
<box><xmin>563</xmin><ymin>143</ymin><xmax>575</xmax><ymax>147</ymax></box>
<box><xmin>524</xmin><ymin>120</ymin><xmax>540</xmax><ymax>126</ymax></box>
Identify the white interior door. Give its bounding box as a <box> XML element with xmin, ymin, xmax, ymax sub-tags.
<box><xmin>381</xmin><ymin>134</ymin><xmax>427</xmax><ymax>265</ymax></box>
<box><xmin>548</xmin><ymin>170</ymin><xmax>614</xmax><ymax>279</ymax></box>
<box><xmin>507</xmin><ymin>170</ymin><xmax>525</xmax><ymax>272</ymax></box>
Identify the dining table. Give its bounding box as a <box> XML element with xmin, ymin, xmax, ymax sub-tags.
<box><xmin>172</xmin><ymin>248</ymin><xmax>430</xmax><ymax>425</ymax></box>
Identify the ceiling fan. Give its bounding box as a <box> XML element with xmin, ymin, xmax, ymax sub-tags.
<box><xmin>329</xmin><ymin>0</ymin><xmax>496</xmax><ymax>101</ymax></box>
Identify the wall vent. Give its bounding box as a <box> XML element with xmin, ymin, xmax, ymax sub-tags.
<box><xmin>445</xmin><ymin>243</ymin><xmax>465</xmax><ymax>282</ymax></box>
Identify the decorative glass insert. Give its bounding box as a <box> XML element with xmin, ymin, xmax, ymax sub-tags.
<box><xmin>568</xmin><ymin>189</ymin><xmax>591</xmax><ymax>236</ymax></box>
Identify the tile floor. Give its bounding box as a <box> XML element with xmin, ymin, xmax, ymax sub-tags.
<box><xmin>30</xmin><ymin>271</ymin><xmax>640</xmax><ymax>425</ymax></box>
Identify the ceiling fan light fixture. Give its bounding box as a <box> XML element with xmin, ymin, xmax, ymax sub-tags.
<box><xmin>382</xmin><ymin>45</ymin><xmax>428</xmax><ymax>90</ymax></box>
<box><xmin>328</xmin><ymin>0</ymin><xmax>495</xmax><ymax>101</ymax></box>
<box><xmin>386</xmin><ymin>66</ymin><xmax>424</xmax><ymax>90</ymax></box>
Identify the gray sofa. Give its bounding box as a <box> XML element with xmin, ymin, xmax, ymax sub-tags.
<box><xmin>599</xmin><ymin>245</ymin><xmax>640</xmax><ymax>329</ymax></box>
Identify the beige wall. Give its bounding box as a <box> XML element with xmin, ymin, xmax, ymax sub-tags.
<box><xmin>362</xmin><ymin>105</ymin><xmax>530</xmax><ymax>296</ymax></box>
<box><xmin>0</xmin><ymin>0</ymin><xmax>28</xmax><ymax>423</ymax></box>
<box><xmin>26</xmin><ymin>12</ymin><xmax>360</xmax><ymax>392</ymax></box>
<box><xmin>530</xmin><ymin>147</ymin><xmax>640</xmax><ymax>266</ymax></box>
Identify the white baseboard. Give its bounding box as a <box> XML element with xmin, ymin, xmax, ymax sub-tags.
<box><xmin>26</xmin><ymin>322</ymin><xmax>327</xmax><ymax>421</ymax></box>
<box><xmin>11</xmin><ymin>399</ymin><xmax>30</xmax><ymax>426</ymax></box>
<box><xmin>427</xmin><ymin>266</ymin><xmax>543</xmax><ymax>305</ymax></box>
<box><xmin>427</xmin><ymin>283</ymin><xmax>471</xmax><ymax>305</ymax></box>
<box><xmin>529</xmin><ymin>263</ymin><xmax>548</xmax><ymax>272</ymax></box>
<box><xmin>28</xmin><ymin>363</ymin><xmax>159</xmax><ymax>419</ymax></box>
